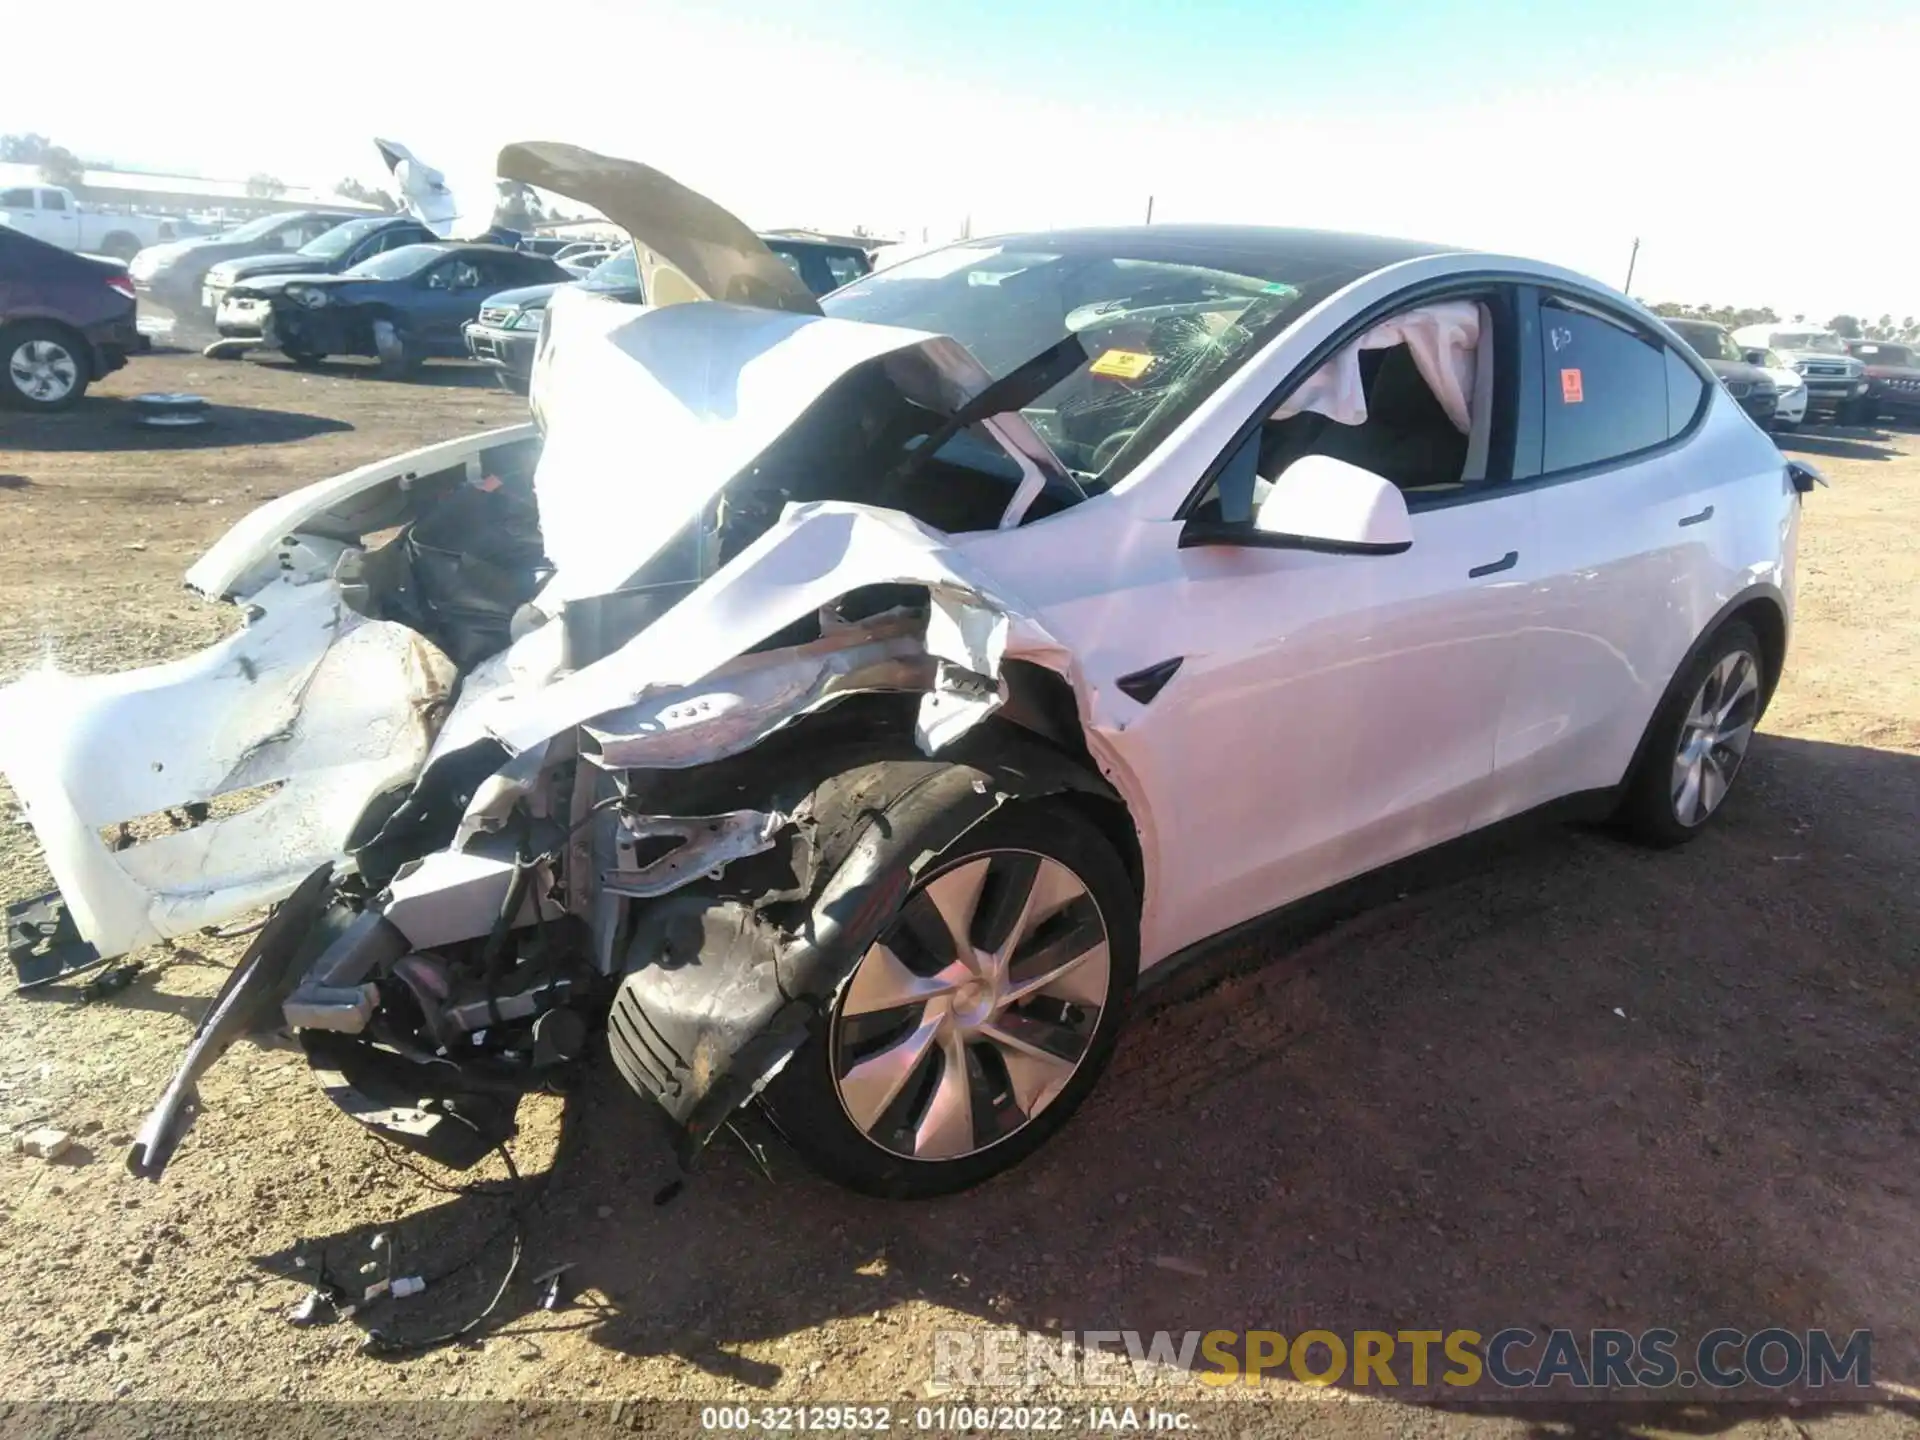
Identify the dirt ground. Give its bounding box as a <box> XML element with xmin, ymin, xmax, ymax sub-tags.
<box><xmin>0</xmin><ymin>352</ymin><xmax>1915</xmax><ymax>1435</ymax></box>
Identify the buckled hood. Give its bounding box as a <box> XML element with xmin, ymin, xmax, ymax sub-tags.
<box><xmin>495</xmin><ymin>141</ymin><xmax>820</xmax><ymax>315</ymax></box>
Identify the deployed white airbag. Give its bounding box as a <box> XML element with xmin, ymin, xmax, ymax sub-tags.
<box><xmin>1276</xmin><ymin>300</ymin><xmax>1481</xmax><ymax>433</ymax></box>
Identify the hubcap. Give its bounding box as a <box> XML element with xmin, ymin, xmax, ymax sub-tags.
<box><xmin>9</xmin><ymin>339</ymin><xmax>78</xmax><ymax>403</ymax></box>
<box><xmin>1671</xmin><ymin>648</ymin><xmax>1760</xmax><ymax>827</ymax></box>
<box><xmin>831</xmin><ymin>848</ymin><xmax>1112</xmax><ymax>1162</ymax></box>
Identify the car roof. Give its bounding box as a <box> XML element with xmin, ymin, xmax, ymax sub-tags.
<box><xmin>975</xmin><ymin>224</ymin><xmax>1460</xmax><ymax>285</ymax></box>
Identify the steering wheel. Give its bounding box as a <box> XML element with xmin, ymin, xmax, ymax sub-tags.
<box><xmin>1090</xmin><ymin>428</ymin><xmax>1139</xmax><ymax>474</ymax></box>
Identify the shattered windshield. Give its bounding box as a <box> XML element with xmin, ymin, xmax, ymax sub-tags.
<box><xmin>822</xmin><ymin>243</ymin><xmax>1305</xmax><ymax>484</ymax></box>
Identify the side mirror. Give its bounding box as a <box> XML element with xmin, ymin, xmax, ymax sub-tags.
<box><xmin>1181</xmin><ymin>454</ymin><xmax>1413</xmax><ymax>555</ymax></box>
<box><xmin>1744</xmin><ymin>350</ymin><xmax>1768</xmax><ymax>366</ymax></box>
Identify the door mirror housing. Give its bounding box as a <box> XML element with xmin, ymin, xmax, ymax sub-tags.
<box><xmin>1182</xmin><ymin>454</ymin><xmax>1413</xmax><ymax>555</ymax></box>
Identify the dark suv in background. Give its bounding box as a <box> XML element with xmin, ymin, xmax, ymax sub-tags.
<box><xmin>127</xmin><ymin>209</ymin><xmax>357</xmax><ymax>333</ymax></box>
<box><xmin>464</xmin><ymin>234</ymin><xmax>873</xmax><ymax>391</ymax></box>
<box><xmin>0</xmin><ymin>226</ymin><xmax>143</xmax><ymax>411</ymax></box>
<box><xmin>199</xmin><ymin>215</ymin><xmax>438</xmax><ymax>319</ymax></box>
<box><xmin>1845</xmin><ymin>339</ymin><xmax>1920</xmax><ymax>424</ymax></box>
<box><xmin>1665</xmin><ymin>318</ymin><xmax>1780</xmax><ymax>427</ymax></box>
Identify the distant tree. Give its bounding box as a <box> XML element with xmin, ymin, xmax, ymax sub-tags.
<box><xmin>1828</xmin><ymin>314</ymin><xmax>1862</xmax><ymax>339</ymax></box>
<box><xmin>334</xmin><ymin>177</ymin><xmax>398</xmax><ymax>212</ymax></box>
<box><xmin>4</xmin><ymin>135</ymin><xmax>86</xmax><ymax>188</ymax></box>
<box><xmin>245</xmin><ymin>173</ymin><xmax>288</xmax><ymax>199</ymax></box>
<box><xmin>0</xmin><ymin>133</ymin><xmax>53</xmax><ymax>162</ymax></box>
<box><xmin>1650</xmin><ymin>301</ymin><xmax>1778</xmax><ymax>329</ymax></box>
<box><xmin>1904</xmin><ymin>316</ymin><xmax>1918</xmax><ymax>341</ymax></box>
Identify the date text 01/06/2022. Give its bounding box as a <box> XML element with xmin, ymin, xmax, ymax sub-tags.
<box><xmin>698</xmin><ymin>1404</ymin><xmax>1191</xmax><ymax>1431</ymax></box>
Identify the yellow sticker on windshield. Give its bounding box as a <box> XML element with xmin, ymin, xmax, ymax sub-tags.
<box><xmin>1091</xmin><ymin>349</ymin><xmax>1155</xmax><ymax>380</ymax></box>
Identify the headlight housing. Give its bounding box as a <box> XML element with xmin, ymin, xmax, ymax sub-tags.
<box><xmin>508</xmin><ymin>308</ymin><xmax>546</xmax><ymax>332</ymax></box>
<box><xmin>284</xmin><ymin>285</ymin><xmax>329</xmax><ymax>310</ymax></box>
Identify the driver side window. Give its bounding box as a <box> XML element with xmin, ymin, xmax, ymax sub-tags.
<box><xmin>1191</xmin><ymin>292</ymin><xmax>1509</xmax><ymax>524</ymax></box>
<box><xmin>426</xmin><ymin>260</ymin><xmax>479</xmax><ymax>291</ymax></box>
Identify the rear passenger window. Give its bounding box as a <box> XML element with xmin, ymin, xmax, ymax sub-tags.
<box><xmin>1539</xmin><ymin>298</ymin><xmax>1668</xmax><ymax>472</ymax></box>
<box><xmin>1664</xmin><ymin>348</ymin><xmax>1708</xmax><ymax>437</ymax></box>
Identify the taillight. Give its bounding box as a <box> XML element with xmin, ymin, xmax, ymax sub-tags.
<box><xmin>106</xmin><ymin>274</ymin><xmax>136</xmax><ymax>300</ymax></box>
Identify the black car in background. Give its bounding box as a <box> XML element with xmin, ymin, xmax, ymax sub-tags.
<box><xmin>1665</xmin><ymin>318</ymin><xmax>1780</xmax><ymax>427</ymax></box>
<box><xmin>217</xmin><ymin>243</ymin><xmax>566</xmax><ymax>376</ymax></box>
<box><xmin>127</xmin><ymin>209</ymin><xmax>359</xmax><ymax>331</ymax></box>
<box><xmin>1845</xmin><ymin>339</ymin><xmax>1920</xmax><ymax>424</ymax></box>
<box><xmin>199</xmin><ymin>216</ymin><xmax>439</xmax><ymax>317</ymax></box>
<box><xmin>0</xmin><ymin>226</ymin><xmax>143</xmax><ymax>411</ymax></box>
<box><xmin>464</xmin><ymin>235</ymin><xmax>872</xmax><ymax>390</ymax></box>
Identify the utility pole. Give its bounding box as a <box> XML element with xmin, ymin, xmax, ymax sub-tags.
<box><xmin>1145</xmin><ymin>195</ymin><xmax>1154</xmax><ymax>224</ymax></box>
<box><xmin>1624</xmin><ymin>237</ymin><xmax>1641</xmax><ymax>295</ymax></box>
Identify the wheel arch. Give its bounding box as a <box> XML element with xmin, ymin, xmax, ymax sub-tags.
<box><xmin>1620</xmin><ymin>581</ymin><xmax>1787</xmax><ymax>791</ymax></box>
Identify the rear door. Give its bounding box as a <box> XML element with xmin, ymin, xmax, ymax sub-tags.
<box><xmin>37</xmin><ymin>189</ymin><xmax>81</xmax><ymax>250</ymax></box>
<box><xmin>1495</xmin><ymin>288</ymin><xmax>1735</xmax><ymax>805</ymax></box>
<box><xmin>414</xmin><ymin>255</ymin><xmax>487</xmax><ymax>352</ymax></box>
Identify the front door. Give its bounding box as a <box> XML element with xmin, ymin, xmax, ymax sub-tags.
<box><xmin>1089</xmin><ymin>477</ymin><xmax>1537</xmax><ymax>958</ymax></box>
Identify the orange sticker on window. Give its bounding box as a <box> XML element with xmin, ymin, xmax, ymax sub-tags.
<box><xmin>1091</xmin><ymin>349</ymin><xmax>1155</xmax><ymax>380</ymax></box>
<box><xmin>1561</xmin><ymin>367</ymin><xmax>1584</xmax><ymax>403</ymax></box>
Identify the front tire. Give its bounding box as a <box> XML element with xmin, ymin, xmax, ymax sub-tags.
<box><xmin>2</xmin><ymin>322</ymin><xmax>91</xmax><ymax>411</ymax></box>
<box><xmin>765</xmin><ymin>799</ymin><xmax>1138</xmax><ymax>1199</ymax></box>
<box><xmin>1615</xmin><ymin>620</ymin><xmax>1764</xmax><ymax>847</ymax></box>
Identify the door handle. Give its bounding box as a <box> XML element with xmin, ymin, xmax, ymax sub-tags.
<box><xmin>1468</xmin><ymin>550</ymin><xmax>1518</xmax><ymax>578</ymax></box>
<box><xmin>1678</xmin><ymin>505</ymin><xmax>1714</xmax><ymax>527</ymax></box>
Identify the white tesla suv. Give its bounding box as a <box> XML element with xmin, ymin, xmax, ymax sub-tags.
<box><xmin>0</xmin><ymin>145</ymin><xmax>1810</xmax><ymax>1212</ymax></box>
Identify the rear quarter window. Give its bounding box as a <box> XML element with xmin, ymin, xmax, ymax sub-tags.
<box><xmin>1540</xmin><ymin>298</ymin><xmax>1669</xmax><ymax>472</ymax></box>
<box><xmin>1664</xmin><ymin>348</ymin><xmax>1708</xmax><ymax>437</ymax></box>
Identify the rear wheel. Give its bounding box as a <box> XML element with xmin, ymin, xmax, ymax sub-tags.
<box><xmin>1615</xmin><ymin>620</ymin><xmax>1764</xmax><ymax>847</ymax></box>
<box><xmin>765</xmin><ymin>800</ymin><xmax>1137</xmax><ymax>1198</ymax></box>
<box><xmin>2</xmin><ymin>322</ymin><xmax>91</xmax><ymax>411</ymax></box>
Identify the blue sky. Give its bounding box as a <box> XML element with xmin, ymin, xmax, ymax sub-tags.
<box><xmin>5</xmin><ymin>0</ymin><xmax>1916</xmax><ymax>318</ymax></box>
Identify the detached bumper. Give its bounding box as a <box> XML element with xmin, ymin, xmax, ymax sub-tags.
<box><xmin>0</xmin><ymin>579</ymin><xmax>456</xmax><ymax>965</ymax></box>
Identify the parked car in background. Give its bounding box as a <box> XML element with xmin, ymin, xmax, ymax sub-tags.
<box><xmin>1731</xmin><ymin>323</ymin><xmax>1871</xmax><ymax>423</ymax></box>
<box><xmin>465</xmin><ymin>244</ymin><xmax>644</xmax><ymax>390</ymax></box>
<box><xmin>199</xmin><ymin>215</ymin><xmax>438</xmax><ymax>318</ymax></box>
<box><xmin>0</xmin><ymin>226</ymin><xmax>143</xmax><ymax>410</ymax></box>
<box><xmin>1844</xmin><ymin>339</ymin><xmax>1920</xmax><ymax>424</ymax></box>
<box><xmin>128</xmin><ymin>209</ymin><xmax>358</xmax><ymax>331</ymax></box>
<box><xmin>218</xmin><ymin>242</ymin><xmax>566</xmax><ymax>375</ymax></box>
<box><xmin>464</xmin><ymin>232</ymin><xmax>874</xmax><ymax>390</ymax></box>
<box><xmin>0</xmin><ymin>184</ymin><xmax>180</xmax><ymax>261</ymax></box>
<box><xmin>762</xmin><ymin>232</ymin><xmax>873</xmax><ymax>294</ymax></box>
<box><xmin>1664</xmin><ymin>319</ymin><xmax>1781</xmax><ymax>428</ymax></box>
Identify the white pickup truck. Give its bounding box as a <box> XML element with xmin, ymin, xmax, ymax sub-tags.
<box><xmin>0</xmin><ymin>184</ymin><xmax>181</xmax><ymax>261</ymax></box>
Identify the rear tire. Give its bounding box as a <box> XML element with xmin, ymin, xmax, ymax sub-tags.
<box><xmin>1615</xmin><ymin>620</ymin><xmax>1764</xmax><ymax>847</ymax></box>
<box><xmin>764</xmin><ymin>798</ymin><xmax>1138</xmax><ymax>1199</ymax></box>
<box><xmin>2</xmin><ymin>322</ymin><xmax>91</xmax><ymax>411</ymax></box>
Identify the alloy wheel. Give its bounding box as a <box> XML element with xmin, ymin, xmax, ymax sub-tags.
<box><xmin>831</xmin><ymin>849</ymin><xmax>1112</xmax><ymax>1162</ymax></box>
<box><xmin>9</xmin><ymin>340</ymin><xmax>79</xmax><ymax>404</ymax></box>
<box><xmin>1671</xmin><ymin>647</ymin><xmax>1760</xmax><ymax>826</ymax></box>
